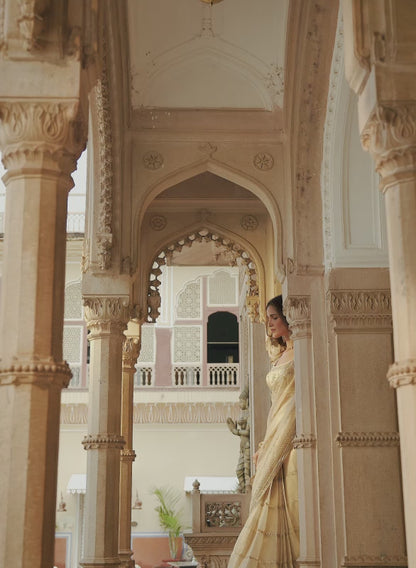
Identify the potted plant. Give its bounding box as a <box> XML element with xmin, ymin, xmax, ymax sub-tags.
<box><xmin>152</xmin><ymin>487</ymin><xmax>184</xmax><ymax>560</ymax></box>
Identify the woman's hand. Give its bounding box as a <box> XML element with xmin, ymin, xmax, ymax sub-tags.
<box><xmin>252</xmin><ymin>450</ymin><xmax>260</xmax><ymax>467</ymax></box>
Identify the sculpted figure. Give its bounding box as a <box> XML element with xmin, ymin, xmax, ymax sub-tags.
<box><xmin>227</xmin><ymin>386</ymin><xmax>251</xmax><ymax>493</ymax></box>
<box><xmin>228</xmin><ymin>295</ymin><xmax>299</xmax><ymax>568</ymax></box>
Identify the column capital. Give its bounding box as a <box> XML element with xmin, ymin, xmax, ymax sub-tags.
<box><xmin>284</xmin><ymin>295</ymin><xmax>311</xmax><ymax>339</ymax></box>
<box><xmin>0</xmin><ymin>99</ymin><xmax>87</xmax><ymax>180</ymax></box>
<box><xmin>122</xmin><ymin>336</ymin><xmax>141</xmax><ymax>370</ymax></box>
<box><xmin>0</xmin><ymin>358</ymin><xmax>72</xmax><ymax>388</ymax></box>
<box><xmin>84</xmin><ymin>296</ymin><xmax>131</xmax><ymax>336</ymax></box>
<box><xmin>361</xmin><ymin>102</ymin><xmax>416</xmax><ymax>191</ymax></box>
<box><xmin>387</xmin><ymin>358</ymin><xmax>416</xmax><ymax>388</ymax></box>
<box><xmin>82</xmin><ymin>434</ymin><xmax>125</xmax><ymax>451</ymax></box>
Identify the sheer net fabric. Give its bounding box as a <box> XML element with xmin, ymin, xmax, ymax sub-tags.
<box><xmin>228</xmin><ymin>360</ymin><xmax>299</xmax><ymax>568</ymax></box>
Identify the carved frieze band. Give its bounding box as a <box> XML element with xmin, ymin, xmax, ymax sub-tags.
<box><xmin>84</xmin><ymin>297</ymin><xmax>130</xmax><ymax>334</ymax></box>
<box><xmin>0</xmin><ymin>101</ymin><xmax>86</xmax><ymax>173</ymax></box>
<box><xmin>61</xmin><ymin>402</ymin><xmax>239</xmax><ymax>425</ymax></box>
<box><xmin>328</xmin><ymin>290</ymin><xmax>392</xmax><ymax>330</ymax></box>
<box><xmin>387</xmin><ymin>359</ymin><xmax>416</xmax><ymax>388</ymax></box>
<box><xmin>293</xmin><ymin>434</ymin><xmax>316</xmax><ymax>449</ymax></box>
<box><xmin>95</xmin><ymin>39</ymin><xmax>114</xmax><ymax>271</ymax></box>
<box><xmin>0</xmin><ymin>359</ymin><xmax>72</xmax><ymax>388</ymax></box>
<box><xmin>361</xmin><ymin>102</ymin><xmax>416</xmax><ymax>189</ymax></box>
<box><xmin>336</xmin><ymin>432</ymin><xmax>400</xmax><ymax>447</ymax></box>
<box><xmin>122</xmin><ymin>336</ymin><xmax>141</xmax><ymax>369</ymax></box>
<box><xmin>184</xmin><ymin>535</ymin><xmax>238</xmax><ymax>547</ymax></box>
<box><xmin>342</xmin><ymin>554</ymin><xmax>407</xmax><ymax>567</ymax></box>
<box><xmin>82</xmin><ymin>434</ymin><xmax>125</xmax><ymax>450</ymax></box>
<box><xmin>284</xmin><ymin>296</ymin><xmax>311</xmax><ymax>339</ymax></box>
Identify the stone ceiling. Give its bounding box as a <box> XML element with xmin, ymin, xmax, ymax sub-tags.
<box><xmin>127</xmin><ymin>0</ymin><xmax>288</xmax><ymax>111</ymax></box>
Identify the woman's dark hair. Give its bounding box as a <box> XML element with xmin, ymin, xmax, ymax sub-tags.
<box><xmin>266</xmin><ymin>295</ymin><xmax>289</xmax><ymax>346</ymax></box>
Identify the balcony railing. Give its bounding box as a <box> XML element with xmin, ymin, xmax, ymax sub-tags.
<box><xmin>135</xmin><ymin>365</ymin><xmax>154</xmax><ymax>387</ymax></box>
<box><xmin>66</xmin><ymin>212</ymin><xmax>85</xmax><ymax>234</ymax></box>
<box><xmin>208</xmin><ymin>363</ymin><xmax>239</xmax><ymax>386</ymax></box>
<box><xmin>172</xmin><ymin>365</ymin><xmax>201</xmax><ymax>386</ymax></box>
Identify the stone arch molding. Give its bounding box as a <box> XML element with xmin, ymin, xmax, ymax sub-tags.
<box><xmin>135</xmin><ymin>158</ymin><xmax>284</xmax><ymax>282</ymax></box>
<box><xmin>133</xmin><ymin>38</ymin><xmax>283</xmax><ymax>110</ymax></box>
<box><xmin>146</xmin><ymin>226</ymin><xmax>262</xmax><ymax>323</ymax></box>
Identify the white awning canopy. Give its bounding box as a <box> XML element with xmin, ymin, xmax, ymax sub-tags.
<box><xmin>67</xmin><ymin>473</ymin><xmax>86</xmax><ymax>494</ymax></box>
<box><xmin>184</xmin><ymin>476</ymin><xmax>238</xmax><ymax>494</ymax></box>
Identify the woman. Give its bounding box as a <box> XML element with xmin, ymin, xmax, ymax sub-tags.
<box><xmin>228</xmin><ymin>295</ymin><xmax>299</xmax><ymax>568</ymax></box>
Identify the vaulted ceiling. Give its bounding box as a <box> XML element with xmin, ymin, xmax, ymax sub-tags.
<box><xmin>127</xmin><ymin>0</ymin><xmax>289</xmax><ymax>111</ymax></box>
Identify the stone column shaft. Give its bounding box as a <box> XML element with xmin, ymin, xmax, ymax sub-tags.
<box><xmin>362</xmin><ymin>101</ymin><xmax>416</xmax><ymax>566</ymax></box>
<box><xmin>285</xmin><ymin>296</ymin><xmax>320</xmax><ymax>568</ymax></box>
<box><xmin>119</xmin><ymin>332</ymin><xmax>141</xmax><ymax>568</ymax></box>
<box><xmin>81</xmin><ymin>297</ymin><xmax>129</xmax><ymax>568</ymax></box>
<box><xmin>0</xmin><ymin>100</ymin><xmax>84</xmax><ymax>568</ymax></box>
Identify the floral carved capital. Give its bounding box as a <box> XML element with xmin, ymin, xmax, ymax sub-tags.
<box><xmin>328</xmin><ymin>290</ymin><xmax>392</xmax><ymax>330</ymax></box>
<box><xmin>361</xmin><ymin>102</ymin><xmax>416</xmax><ymax>190</ymax></box>
<box><xmin>122</xmin><ymin>336</ymin><xmax>141</xmax><ymax>369</ymax></box>
<box><xmin>84</xmin><ymin>297</ymin><xmax>130</xmax><ymax>335</ymax></box>
<box><xmin>387</xmin><ymin>359</ymin><xmax>416</xmax><ymax>389</ymax></box>
<box><xmin>284</xmin><ymin>296</ymin><xmax>311</xmax><ymax>339</ymax></box>
<box><xmin>0</xmin><ymin>100</ymin><xmax>86</xmax><ymax>175</ymax></box>
<box><xmin>82</xmin><ymin>433</ymin><xmax>125</xmax><ymax>450</ymax></box>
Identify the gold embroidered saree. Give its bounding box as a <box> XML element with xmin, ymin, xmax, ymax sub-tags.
<box><xmin>228</xmin><ymin>360</ymin><xmax>299</xmax><ymax>568</ymax></box>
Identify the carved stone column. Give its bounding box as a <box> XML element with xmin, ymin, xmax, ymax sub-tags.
<box><xmin>0</xmin><ymin>100</ymin><xmax>85</xmax><ymax>568</ymax></box>
<box><xmin>82</xmin><ymin>297</ymin><xmax>130</xmax><ymax>568</ymax></box>
<box><xmin>284</xmin><ymin>296</ymin><xmax>320</xmax><ymax>568</ymax></box>
<box><xmin>119</xmin><ymin>329</ymin><xmax>141</xmax><ymax>568</ymax></box>
<box><xmin>360</xmin><ymin>103</ymin><xmax>416</xmax><ymax>566</ymax></box>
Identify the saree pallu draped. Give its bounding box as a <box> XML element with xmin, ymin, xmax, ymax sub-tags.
<box><xmin>228</xmin><ymin>360</ymin><xmax>299</xmax><ymax>568</ymax></box>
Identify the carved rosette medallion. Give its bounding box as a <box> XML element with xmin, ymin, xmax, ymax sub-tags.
<box><xmin>143</xmin><ymin>151</ymin><xmax>164</xmax><ymax>170</ymax></box>
<box><xmin>293</xmin><ymin>434</ymin><xmax>316</xmax><ymax>449</ymax></box>
<box><xmin>149</xmin><ymin>215</ymin><xmax>167</xmax><ymax>231</ymax></box>
<box><xmin>82</xmin><ymin>434</ymin><xmax>125</xmax><ymax>450</ymax></box>
<box><xmin>328</xmin><ymin>290</ymin><xmax>392</xmax><ymax>330</ymax></box>
<box><xmin>0</xmin><ymin>101</ymin><xmax>86</xmax><ymax>177</ymax></box>
<box><xmin>335</xmin><ymin>432</ymin><xmax>400</xmax><ymax>447</ymax></box>
<box><xmin>284</xmin><ymin>296</ymin><xmax>311</xmax><ymax>339</ymax></box>
<box><xmin>0</xmin><ymin>358</ymin><xmax>72</xmax><ymax>389</ymax></box>
<box><xmin>122</xmin><ymin>337</ymin><xmax>141</xmax><ymax>369</ymax></box>
<box><xmin>240</xmin><ymin>215</ymin><xmax>258</xmax><ymax>231</ymax></box>
<box><xmin>387</xmin><ymin>359</ymin><xmax>416</xmax><ymax>388</ymax></box>
<box><xmin>361</xmin><ymin>102</ymin><xmax>416</xmax><ymax>191</ymax></box>
<box><xmin>198</xmin><ymin>141</ymin><xmax>218</xmax><ymax>156</ymax></box>
<box><xmin>84</xmin><ymin>297</ymin><xmax>130</xmax><ymax>336</ymax></box>
<box><xmin>253</xmin><ymin>152</ymin><xmax>274</xmax><ymax>171</ymax></box>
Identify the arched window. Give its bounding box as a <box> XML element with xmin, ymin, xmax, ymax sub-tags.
<box><xmin>207</xmin><ymin>311</ymin><xmax>239</xmax><ymax>363</ymax></box>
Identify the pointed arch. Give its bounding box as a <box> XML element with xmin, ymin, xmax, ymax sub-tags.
<box><xmin>136</xmin><ymin>221</ymin><xmax>265</xmax><ymax>324</ymax></box>
<box><xmin>133</xmin><ymin>157</ymin><xmax>284</xmax><ymax>280</ymax></box>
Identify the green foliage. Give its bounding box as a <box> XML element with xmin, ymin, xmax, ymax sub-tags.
<box><xmin>152</xmin><ymin>486</ymin><xmax>184</xmax><ymax>538</ymax></box>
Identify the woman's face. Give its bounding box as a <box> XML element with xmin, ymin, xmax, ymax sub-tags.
<box><xmin>266</xmin><ymin>304</ymin><xmax>289</xmax><ymax>340</ymax></box>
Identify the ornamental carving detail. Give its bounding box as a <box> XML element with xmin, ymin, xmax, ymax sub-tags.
<box><xmin>95</xmin><ymin>44</ymin><xmax>114</xmax><ymax>271</ymax></box>
<box><xmin>17</xmin><ymin>0</ymin><xmax>48</xmax><ymax>51</ymax></box>
<box><xmin>343</xmin><ymin>554</ymin><xmax>407</xmax><ymax>567</ymax></box>
<box><xmin>184</xmin><ymin>535</ymin><xmax>238</xmax><ymax>546</ymax></box>
<box><xmin>205</xmin><ymin>501</ymin><xmax>242</xmax><ymax>528</ymax></box>
<box><xmin>0</xmin><ymin>101</ymin><xmax>86</xmax><ymax>173</ymax></box>
<box><xmin>240</xmin><ymin>215</ymin><xmax>258</xmax><ymax>231</ymax></box>
<box><xmin>387</xmin><ymin>359</ymin><xmax>416</xmax><ymax>389</ymax></box>
<box><xmin>293</xmin><ymin>434</ymin><xmax>316</xmax><ymax>449</ymax></box>
<box><xmin>143</xmin><ymin>151</ymin><xmax>164</xmax><ymax>170</ymax></box>
<box><xmin>284</xmin><ymin>296</ymin><xmax>311</xmax><ymax>339</ymax></box>
<box><xmin>120</xmin><ymin>449</ymin><xmax>136</xmax><ymax>462</ymax></box>
<box><xmin>82</xmin><ymin>434</ymin><xmax>125</xmax><ymax>450</ymax></box>
<box><xmin>61</xmin><ymin>401</ymin><xmax>240</xmax><ymax>425</ymax></box>
<box><xmin>0</xmin><ymin>358</ymin><xmax>72</xmax><ymax>388</ymax></box>
<box><xmin>150</xmin><ymin>215</ymin><xmax>167</xmax><ymax>231</ymax></box>
<box><xmin>253</xmin><ymin>152</ymin><xmax>274</xmax><ymax>171</ymax></box>
<box><xmin>361</xmin><ymin>102</ymin><xmax>416</xmax><ymax>188</ymax></box>
<box><xmin>198</xmin><ymin>142</ymin><xmax>218</xmax><ymax>156</ymax></box>
<box><xmin>335</xmin><ymin>432</ymin><xmax>400</xmax><ymax>447</ymax></box>
<box><xmin>328</xmin><ymin>290</ymin><xmax>392</xmax><ymax>330</ymax></box>
<box><xmin>122</xmin><ymin>337</ymin><xmax>141</xmax><ymax>369</ymax></box>
<box><xmin>147</xmin><ymin>228</ymin><xmax>259</xmax><ymax>322</ymax></box>
<box><xmin>84</xmin><ymin>297</ymin><xmax>130</xmax><ymax>332</ymax></box>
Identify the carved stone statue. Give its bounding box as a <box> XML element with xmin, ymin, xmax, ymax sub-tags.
<box><xmin>227</xmin><ymin>386</ymin><xmax>251</xmax><ymax>493</ymax></box>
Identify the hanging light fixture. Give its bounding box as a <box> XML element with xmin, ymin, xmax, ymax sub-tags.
<box><xmin>132</xmin><ymin>490</ymin><xmax>143</xmax><ymax>510</ymax></box>
<box><xmin>57</xmin><ymin>492</ymin><xmax>67</xmax><ymax>512</ymax></box>
<box><xmin>200</xmin><ymin>0</ymin><xmax>224</xmax><ymax>4</ymax></box>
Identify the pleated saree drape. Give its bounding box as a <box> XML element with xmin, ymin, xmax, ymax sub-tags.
<box><xmin>228</xmin><ymin>359</ymin><xmax>299</xmax><ymax>568</ymax></box>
